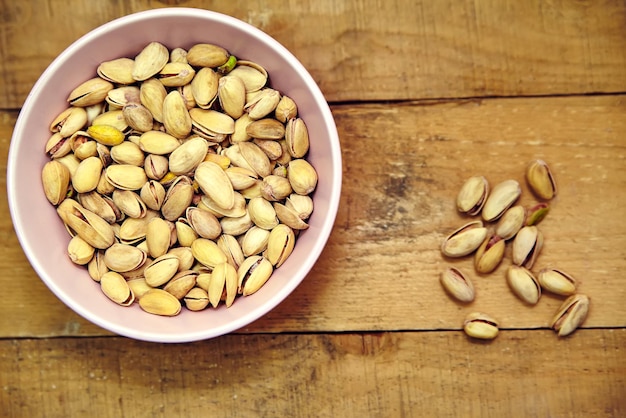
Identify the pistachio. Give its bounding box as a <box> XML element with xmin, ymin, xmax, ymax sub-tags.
<box><xmin>481</xmin><ymin>179</ymin><xmax>521</xmax><ymax>222</ymax></box>
<box><xmin>158</xmin><ymin>62</ymin><xmax>196</xmax><ymax>87</ymax></box>
<box><xmin>512</xmin><ymin>226</ymin><xmax>543</xmax><ymax>269</ymax></box>
<box><xmin>204</xmin><ymin>153</ymin><xmax>231</xmax><ymax>170</ymax></box>
<box><xmin>146</xmin><ymin>217</ymin><xmax>172</xmax><ymax>258</ymax></box>
<box><xmin>183</xmin><ymin>287</ymin><xmax>209</xmax><ymax>311</ymax></box>
<box><xmin>167</xmin><ymin>246</ymin><xmax>195</xmax><ymax>271</ymax></box>
<box><xmin>169</xmin><ymin>47</ymin><xmax>188</xmax><ymax>64</ymax></box>
<box><xmin>162</xmin><ymin>91</ymin><xmax>192</xmax><ymax>139</ymax></box>
<box><xmin>70</xmin><ymin>132</ymin><xmax>98</xmax><ymax>160</ymax></box>
<box><xmin>200</xmin><ymin>191</ymin><xmax>247</xmax><ymax>218</ymax></box>
<box><xmin>551</xmin><ymin>294</ymin><xmax>590</xmax><ymax>337</ymax></box>
<box><xmin>105</xmin><ymin>164</ymin><xmax>148</xmax><ymax>191</ymax></box>
<box><xmin>190</xmin><ymin>67</ymin><xmax>219</xmax><ymax>109</ymax></box>
<box><xmin>139</xmin><ymin>78</ymin><xmax>167</xmax><ymax>122</ymax></box>
<box><xmin>93</xmin><ymin>109</ymin><xmax>128</xmax><ymax>133</ymax></box>
<box><xmin>161</xmin><ymin>176</ymin><xmax>194</xmax><ymax>221</ymax></box>
<box><xmin>144</xmin><ymin>254</ymin><xmax>180</xmax><ymax>287</ymax></box>
<box><xmin>284</xmin><ymin>194</ymin><xmax>314</xmax><ymax>221</ymax></box>
<box><xmin>106</xmin><ymin>86</ymin><xmax>141</xmax><ymax>108</ymax></box>
<box><xmin>175</xmin><ymin>218</ymin><xmax>198</xmax><ymax>248</ymax></box>
<box><xmin>231</xmin><ymin>113</ymin><xmax>254</xmax><ymax>143</ymax></box>
<box><xmin>97</xmin><ymin>57</ymin><xmax>135</xmax><ymax>85</ymax></box>
<box><xmin>273</xmin><ymin>202</ymin><xmax>309</xmax><ymax>230</ymax></box>
<box><xmin>506</xmin><ymin>265</ymin><xmax>541</xmax><ymax>305</ymax></box>
<box><xmin>42</xmin><ymin>160</ymin><xmax>71</xmax><ymax>205</ymax></box>
<box><xmin>112</xmin><ymin>190</ymin><xmax>146</xmax><ymax>219</ymax></box>
<box><xmin>254</xmin><ymin>139</ymin><xmax>283</xmax><ymax>161</ymax></box>
<box><xmin>57</xmin><ymin>199</ymin><xmax>115</xmax><ymax>249</ymax></box>
<box><xmin>495</xmin><ymin>205</ymin><xmax>526</xmax><ymax>240</ymax></box>
<box><xmin>186</xmin><ymin>207</ymin><xmax>221</xmax><ymax>240</ymax></box>
<box><xmin>71</xmin><ymin>156</ymin><xmax>102</xmax><ymax>194</ymax></box>
<box><xmin>238</xmin><ymin>255</ymin><xmax>274</xmax><ymax>296</ymax></box>
<box><xmin>45</xmin><ymin>132</ymin><xmax>72</xmax><ymax>159</ymax></box>
<box><xmin>440</xmin><ymin>267</ymin><xmax>475</xmax><ymax>303</ymax></box>
<box><xmin>164</xmin><ymin>270</ymin><xmax>198</xmax><ymax>300</ymax></box>
<box><xmin>144</xmin><ymin>154</ymin><xmax>169</xmax><ymax>180</ymax></box>
<box><xmin>168</xmin><ymin>136</ymin><xmax>208</xmax><ymax>175</ymax></box>
<box><xmin>195</xmin><ymin>161</ymin><xmax>235</xmax><ymax>210</ymax></box>
<box><xmin>191</xmin><ymin>238</ymin><xmax>228</xmax><ymax>269</ymax></box>
<box><xmin>189</xmin><ymin>108</ymin><xmax>235</xmax><ymax>141</ymax></box>
<box><xmin>187</xmin><ymin>43</ymin><xmax>230</xmax><ymax>67</ymax></box>
<box><xmin>87</xmin><ymin>250</ymin><xmax>108</xmax><ymax>282</ymax></box>
<box><xmin>266</xmin><ymin>224</ymin><xmax>296</xmax><ymax>267</ymax></box>
<box><xmin>127</xmin><ymin>278</ymin><xmax>153</xmax><ymax>300</ymax></box>
<box><xmin>441</xmin><ymin>220</ymin><xmax>488</xmax><ymax>258</ymax></box>
<box><xmin>525</xmin><ymin>202</ymin><xmax>550</xmax><ymax>226</ymax></box>
<box><xmin>248</xmin><ymin>197</ymin><xmax>279</xmax><ymax>230</ymax></box>
<box><xmin>217</xmin><ymin>234</ymin><xmax>245</xmax><ymax>271</ymax></box>
<box><xmin>86</xmin><ymin>125</ymin><xmax>125</xmax><ymax>146</ymax></box>
<box><xmin>246</xmin><ymin>118</ymin><xmax>285</xmax><ymax>140</ymax></box>
<box><xmin>140</xmin><ymin>180</ymin><xmax>166</xmax><ymax>211</ymax></box>
<box><xmin>207</xmin><ymin>263</ymin><xmax>232</xmax><ymax>307</ymax></box>
<box><xmin>67</xmin><ymin>77</ymin><xmax>114</xmax><ymax>107</ymax></box>
<box><xmin>100</xmin><ymin>271</ymin><xmax>135</xmax><ymax>306</ymax></box>
<box><xmin>138</xmin><ymin>130</ymin><xmax>180</xmax><ymax>155</ymax></box>
<box><xmin>77</xmin><ymin>191</ymin><xmax>122</xmax><ymax>224</ymax></box>
<box><xmin>139</xmin><ymin>289</ymin><xmax>182</xmax><ymax>316</ymax></box>
<box><xmin>103</xmin><ymin>243</ymin><xmax>147</xmax><ymax>273</ymax></box>
<box><xmin>456</xmin><ymin>176</ymin><xmax>489</xmax><ymax>216</ymax></box>
<box><xmin>526</xmin><ymin>159</ymin><xmax>557</xmax><ymax>200</ymax></box>
<box><xmin>538</xmin><ymin>268</ymin><xmax>577</xmax><ymax>296</ymax></box>
<box><xmin>67</xmin><ymin>235</ymin><xmax>95</xmax><ymax>265</ymax></box>
<box><xmin>110</xmin><ymin>141</ymin><xmax>145</xmax><ymax>166</ymax></box>
<box><xmin>220</xmin><ymin>211</ymin><xmax>253</xmax><ymax>236</ymax></box>
<box><xmin>241</xmin><ymin>226</ymin><xmax>271</xmax><ymax>257</ymax></box>
<box><xmin>287</xmin><ymin>159</ymin><xmax>318</xmax><ymax>195</ymax></box>
<box><xmin>474</xmin><ymin>234</ymin><xmax>505</xmax><ymax>274</ymax></box>
<box><xmin>218</xmin><ymin>75</ymin><xmax>246</xmax><ymax>119</ymax></box>
<box><xmin>229</xmin><ymin>61</ymin><xmax>268</xmax><ymax>92</ymax></box>
<box><xmin>132</xmin><ymin>41</ymin><xmax>169</xmax><ymax>81</ymax></box>
<box><xmin>245</xmin><ymin>88</ymin><xmax>281</xmax><ymax>120</ymax></box>
<box><xmin>463</xmin><ymin>312</ymin><xmax>499</xmax><ymax>340</ymax></box>
<box><xmin>261</xmin><ymin>175</ymin><xmax>293</xmax><ymax>201</ymax></box>
<box><xmin>50</xmin><ymin>107</ymin><xmax>88</xmax><ymax>138</ymax></box>
<box><xmin>285</xmin><ymin>118</ymin><xmax>310</xmax><ymax>158</ymax></box>
<box><xmin>275</xmin><ymin>95</ymin><xmax>298</xmax><ymax>123</ymax></box>
<box><xmin>122</xmin><ymin>103</ymin><xmax>154</xmax><ymax>132</ymax></box>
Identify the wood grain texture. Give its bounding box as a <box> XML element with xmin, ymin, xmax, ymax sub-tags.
<box><xmin>1</xmin><ymin>330</ymin><xmax>624</xmax><ymax>418</ymax></box>
<box><xmin>1</xmin><ymin>95</ymin><xmax>625</xmax><ymax>337</ymax></box>
<box><xmin>1</xmin><ymin>0</ymin><xmax>625</xmax><ymax>108</ymax></box>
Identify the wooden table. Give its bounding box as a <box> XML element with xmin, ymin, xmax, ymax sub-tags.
<box><xmin>1</xmin><ymin>1</ymin><xmax>625</xmax><ymax>416</ymax></box>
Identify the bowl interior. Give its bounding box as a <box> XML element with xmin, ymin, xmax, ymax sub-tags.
<box><xmin>8</xmin><ymin>8</ymin><xmax>341</xmax><ymax>342</ymax></box>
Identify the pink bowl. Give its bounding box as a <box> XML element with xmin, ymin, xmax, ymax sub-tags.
<box><xmin>7</xmin><ymin>8</ymin><xmax>341</xmax><ymax>342</ymax></box>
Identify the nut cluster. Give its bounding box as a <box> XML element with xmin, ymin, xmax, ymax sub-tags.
<box><xmin>41</xmin><ymin>41</ymin><xmax>318</xmax><ymax>316</ymax></box>
<box><xmin>440</xmin><ymin>160</ymin><xmax>590</xmax><ymax>339</ymax></box>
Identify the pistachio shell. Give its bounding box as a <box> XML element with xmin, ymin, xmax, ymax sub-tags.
<box><xmin>241</xmin><ymin>226</ymin><xmax>271</xmax><ymax>257</ymax></box>
<box><xmin>495</xmin><ymin>205</ymin><xmax>526</xmax><ymax>240</ymax></box>
<box><xmin>106</xmin><ymin>86</ymin><xmax>141</xmax><ymax>108</ymax></box>
<box><xmin>77</xmin><ymin>191</ymin><xmax>122</xmax><ymax>224</ymax></box>
<box><xmin>440</xmin><ymin>267</ymin><xmax>475</xmax><ymax>303</ymax></box>
<box><xmin>225</xmin><ymin>166</ymin><xmax>259</xmax><ymax>190</ymax></box>
<box><xmin>175</xmin><ymin>219</ymin><xmax>198</xmax><ymax>247</ymax></box>
<box><xmin>238</xmin><ymin>256</ymin><xmax>273</xmax><ymax>296</ymax></box>
<box><xmin>158</xmin><ymin>62</ymin><xmax>196</xmax><ymax>87</ymax></box>
<box><xmin>87</xmin><ymin>250</ymin><xmax>108</xmax><ymax>282</ymax></box>
<box><xmin>218</xmin><ymin>75</ymin><xmax>246</xmax><ymax>119</ymax></box>
<box><xmin>245</xmin><ymin>88</ymin><xmax>281</xmax><ymax>120</ymax></box>
<box><xmin>164</xmin><ymin>270</ymin><xmax>198</xmax><ymax>300</ymax></box>
<box><xmin>217</xmin><ymin>234</ymin><xmax>245</xmax><ymax>271</ymax></box>
<box><xmin>97</xmin><ymin>57</ymin><xmax>135</xmax><ymax>84</ymax></box>
<box><xmin>248</xmin><ymin>197</ymin><xmax>279</xmax><ymax>230</ymax></box>
<box><xmin>220</xmin><ymin>211</ymin><xmax>253</xmax><ymax>236</ymax></box>
<box><xmin>122</xmin><ymin>103</ymin><xmax>154</xmax><ymax>132</ymax></box>
<box><xmin>71</xmin><ymin>156</ymin><xmax>102</xmax><ymax>193</ymax></box>
<box><xmin>538</xmin><ymin>268</ymin><xmax>577</xmax><ymax>296</ymax></box>
<box><xmin>550</xmin><ymin>294</ymin><xmax>590</xmax><ymax>337</ymax></box>
<box><xmin>229</xmin><ymin>61</ymin><xmax>268</xmax><ymax>92</ymax></box>
<box><xmin>146</xmin><ymin>217</ymin><xmax>172</xmax><ymax>258</ymax></box>
<box><xmin>231</xmin><ymin>113</ymin><xmax>254</xmax><ymax>143</ymax></box>
<box><xmin>112</xmin><ymin>189</ymin><xmax>147</xmax><ymax>219</ymax></box>
<box><xmin>186</xmin><ymin>207</ymin><xmax>221</xmax><ymax>240</ymax></box>
<box><xmin>184</xmin><ymin>287</ymin><xmax>210</xmax><ymax>311</ymax></box>
<box><xmin>191</xmin><ymin>238</ymin><xmax>228</xmax><ymax>269</ymax></box>
<box><xmin>275</xmin><ymin>95</ymin><xmax>298</xmax><ymax>123</ymax></box>
<box><xmin>186</xmin><ymin>43</ymin><xmax>230</xmax><ymax>67</ymax></box>
<box><xmin>284</xmin><ymin>194</ymin><xmax>314</xmax><ymax>220</ymax></box>
<box><xmin>274</xmin><ymin>203</ymin><xmax>309</xmax><ymax>230</ymax></box>
<box><xmin>67</xmin><ymin>235</ymin><xmax>95</xmax><ymax>265</ymax></box>
<box><xmin>50</xmin><ymin>107</ymin><xmax>88</xmax><ymax>138</ymax></box>
<box><xmin>463</xmin><ymin>312</ymin><xmax>499</xmax><ymax>340</ymax></box>
<box><xmin>127</xmin><ymin>278</ymin><xmax>153</xmax><ymax>300</ymax></box>
<box><xmin>190</xmin><ymin>67</ymin><xmax>219</xmax><ymax>109</ymax></box>
<box><xmin>199</xmin><ymin>192</ymin><xmax>247</xmax><ymax>218</ymax></box>
<box><xmin>456</xmin><ymin>176</ymin><xmax>489</xmax><ymax>216</ymax></box>
<box><xmin>246</xmin><ymin>118</ymin><xmax>285</xmax><ymax>140</ymax></box>
<box><xmin>261</xmin><ymin>175</ymin><xmax>292</xmax><ymax>201</ymax></box>
<box><xmin>189</xmin><ymin>108</ymin><xmax>235</xmax><ymax>140</ymax></box>
<box><xmin>138</xmin><ymin>130</ymin><xmax>181</xmax><ymax>155</ymax></box>
<box><xmin>144</xmin><ymin>154</ymin><xmax>169</xmax><ymax>180</ymax></box>
<box><xmin>140</xmin><ymin>180</ymin><xmax>166</xmax><ymax>211</ymax></box>
<box><xmin>512</xmin><ymin>226</ymin><xmax>543</xmax><ymax>269</ymax></box>
<box><xmin>474</xmin><ymin>234</ymin><xmax>505</xmax><ymax>274</ymax></box>
<box><xmin>161</xmin><ymin>176</ymin><xmax>194</xmax><ymax>221</ymax></box>
<box><xmin>239</xmin><ymin>141</ymin><xmax>272</xmax><ymax>178</ymax></box>
<box><xmin>92</xmin><ymin>110</ymin><xmax>128</xmax><ymax>133</ymax></box>
<box><xmin>46</xmin><ymin>132</ymin><xmax>72</xmax><ymax>158</ymax></box>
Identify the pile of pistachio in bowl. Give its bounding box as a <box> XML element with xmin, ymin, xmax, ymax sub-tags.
<box><xmin>41</xmin><ymin>41</ymin><xmax>318</xmax><ymax>316</ymax></box>
<box><xmin>440</xmin><ymin>160</ymin><xmax>590</xmax><ymax>340</ymax></box>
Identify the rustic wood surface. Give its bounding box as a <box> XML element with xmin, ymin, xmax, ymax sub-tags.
<box><xmin>1</xmin><ymin>1</ymin><xmax>625</xmax><ymax>417</ymax></box>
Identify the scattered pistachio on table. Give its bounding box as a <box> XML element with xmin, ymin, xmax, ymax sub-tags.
<box><xmin>42</xmin><ymin>41</ymin><xmax>319</xmax><ymax>316</ymax></box>
<box><xmin>441</xmin><ymin>159</ymin><xmax>590</xmax><ymax>339</ymax></box>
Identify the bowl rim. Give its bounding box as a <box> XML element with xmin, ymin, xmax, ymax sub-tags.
<box><xmin>7</xmin><ymin>7</ymin><xmax>342</xmax><ymax>342</ymax></box>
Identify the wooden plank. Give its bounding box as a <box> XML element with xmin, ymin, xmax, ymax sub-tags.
<box><xmin>0</xmin><ymin>96</ymin><xmax>626</xmax><ymax>337</ymax></box>
<box><xmin>1</xmin><ymin>0</ymin><xmax>625</xmax><ymax>108</ymax></box>
<box><xmin>0</xmin><ymin>330</ymin><xmax>624</xmax><ymax>417</ymax></box>
<box><xmin>1</xmin><ymin>94</ymin><xmax>625</xmax><ymax>337</ymax></box>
